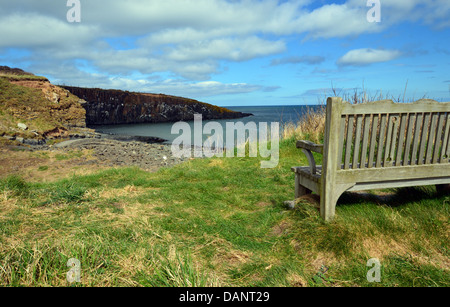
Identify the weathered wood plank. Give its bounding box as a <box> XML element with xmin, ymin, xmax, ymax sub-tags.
<box><xmin>425</xmin><ymin>113</ymin><xmax>439</xmax><ymax>164</ymax></box>
<box><xmin>360</xmin><ymin>115</ymin><xmax>371</xmax><ymax>168</ymax></box>
<box><xmin>447</xmin><ymin>115</ymin><xmax>450</xmax><ymax>160</ymax></box>
<box><xmin>337</xmin><ymin>116</ymin><xmax>346</xmax><ymax>169</ymax></box>
<box><xmin>344</xmin><ymin>115</ymin><xmax>354</xmax><ymax>169</ymax></box>
<box><xmin>403</xmin><ymin>114</ymin><xmax>415</xmax><ymax>166</ymax></box>
<box><xmin>296</xmin><ymin>140</ymin><xmax>324</xmax><ymax>154</ymax></box>
<box><xmin>384</xmin><ymin>114</ymin><xmax>394</xmax><ymax>167</ymax></box>
<box><xmin>352</xmin><ymin>115</ymin><xmax>363</xmax><ymax>169</ymax></box>
<box><xmin>418</xmin><ymin>113</ymin><xmax>431</xmax><ymax>165</ymax></box>
<box><xmin>441</xmin><ymin>114</ymin><xmax>450</xmax><ymax>163</ymax></box>
<box><xmin>395</xmin><ymin>113</ymin><xmax>408</xmax><ymax>166</ymax></box>
<box><xmin>336</xmin><ymin>163</ymin><xmax>450</xmax><ymax>183</ymax></box>
<box><xmin>390</xmin><ymin>115</ymin><xmax>400</xmax><ymax>165</ymax></box>
<box><xmin>368</xmin><ymin>114</ymin><xmax>378</xmax><ymax>168</ymax></box>
<box><xmin>432</xmin><ymin>113</ymin><xmax>446</xmax><ymax>164</ymax></box>
<box><xmin>410</xmin><ymin>113</ymin><xmax>423</xmax><ymax>165</ymax></box>
<box><xmin>341</xmin><ymin>99</ymin><xmax>450</xmax><ymax>115</ymax></box>
<box><xmin>376</xmin><ymin>114</ymin><xmax>387</xmax><ymax>168</ymax></box>
<box><xmin>348</xmin><ymin>177</ymin><xmax>450</xmax><ymax>191</ymax></box>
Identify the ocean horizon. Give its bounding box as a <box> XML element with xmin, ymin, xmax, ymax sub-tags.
<box><xmin>92</xmin><ymin>105</ymin><xmax>322</xmax><ymax>144</ymax></box>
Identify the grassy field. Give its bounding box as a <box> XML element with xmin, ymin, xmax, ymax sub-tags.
<box><xmin>0</xmin><ymin>133</ymin><xmax>448</xmax><ymax>287</ymax></box>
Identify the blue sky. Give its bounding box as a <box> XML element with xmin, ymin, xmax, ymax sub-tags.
<box><xmin>0</xmin><ymin>0</ymin><xmax>449</xmax><ymax>106</ymax></box>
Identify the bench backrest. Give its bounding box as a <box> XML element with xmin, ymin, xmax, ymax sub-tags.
<box><xmin>325</xmin><ymin>97</ymin><xmax>450</xmax><ymax>171</ymax></box>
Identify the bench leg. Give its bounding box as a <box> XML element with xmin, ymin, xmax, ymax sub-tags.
<box><xmin>295</xmin><ymin>174</ymin><xmax>311</xmax><ymax>198</ymax></box>
<box><xmin>320</xmin><ymin>183</ymin><xmax>354</xmax><ymax>221</ymax></box>
<box><xmin>320</xmin><ymin>192</ymin><xmax>338</xmax><ymax>221</ymax></box>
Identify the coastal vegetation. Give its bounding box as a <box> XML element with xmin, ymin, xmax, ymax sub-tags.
<box><xmin>0</xmin><ymin>109</ymin><xmax>448</xmax><ymax>287</ymax></box>
<box><xmin>0</xmin><ymin>68</ymin><xmax>87</xmax><ymax>142</ymax></box>
<box><xmin>0</xmin><ymin>69</ymin><xmax>448</xmax><ymax>287</ymax></box>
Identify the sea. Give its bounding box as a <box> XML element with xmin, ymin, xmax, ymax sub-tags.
<box><xmin>92</xmin><ymin>105</ymin><xmax>320</xmax><ymax>144</ymax></box>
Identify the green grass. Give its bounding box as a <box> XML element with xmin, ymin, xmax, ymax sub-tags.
<box><xmin>55</xmin><ymin>151</ymin><xmax>84</xmax><ymax>161</ymax></box>
<box><xmin>0</xmin><ymin>74</ymin><xmax>48</xmax><ymax>82</ymax></box>
<box><xmin>0</xmin><ymin>137</ymin><xmax>448</xmax><ymax>287</ymax></box>
<box><xmin>38</xmin><ymin>166</ymin><xmax>49</xmax><ymax>172</ymax></box>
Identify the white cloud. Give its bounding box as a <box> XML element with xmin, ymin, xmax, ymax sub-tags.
<box><xmin>0</xmin><ymin>13</ymin><xmax>98</xmax><ymax>49</ymax></box>
<box><xmin>337</xmin><ymin>48</ymin><xmax>402</xmax><ymax>66</ymax></box>
<box><xmin>165</xmin><ymin>37</ymin><xmax>286</xmax><ymax>62</ymax></box>
<box><xmin>270</xmin><ymin>55</ymin><xmax>325</xmax><ymax>66</ymax></box>
<box><xmin>121</xmin><ymin>79</ymin><xmax>276</xmax><ymax>98</ymax></box>
<box><xmin>66</xmin><ymin>75</ymin><xmax>276</xmax><ymax>98</ymax></box>
<box><xmin>0</xmin><ymin>0</ymin><xmax>448</xmax><ymax>94</ymax></box>
<box><xmin>298</xmin><ymin>3</ymin><xmax>383</xmax><ymax>39</ymax></box>
<box><xmin>33</xmin><ymin>63</ymin><xmax>277</xmax><ymax>99</ymax></box>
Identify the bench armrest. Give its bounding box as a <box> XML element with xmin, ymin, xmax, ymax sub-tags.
<box><xmin>296</xmin><ymin>140</ymin><xmax>323</xmax><ymax>175</ymax></box>
<box><xmin>296</xmin><ymin>140</ymin><xmax>323</xmax><ymax>154</ymax></box>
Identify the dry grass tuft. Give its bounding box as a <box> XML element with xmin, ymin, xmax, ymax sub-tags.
<box><xmin>282</xmin><ymin>106</ymin><xmax>326</xmax><ymax>144</ymax></box>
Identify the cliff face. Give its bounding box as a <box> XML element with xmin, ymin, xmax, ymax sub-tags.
<box><xmin>0</xmin><ymin>74</ymin><xmax>88</xmax><ymax>143</ymax></box>
<box><xmin>62</xmin><ymin>86</ymin><xmax>252</xmax><ymax>125</ymax></box>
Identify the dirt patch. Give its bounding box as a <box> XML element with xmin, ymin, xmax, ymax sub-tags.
<box><xmin>287</xmin><ymin>273</ymin><xmax>308</xmax><ymax>287</ymax></box>
<box><xmin>270</xmin><ymin>220</ymin><xmax>292</xmax><ymax>237</ymax></box>
<box><xmin>0</xmin><ymin>147</ymin><xmax>104</xmax><ymax>182</ymax></box>
<box><xmin>0</xmin><ymin>148</ymin><xmax>46</xmax><ymax>175</ymax></box>
<box><xmin>0</xmin><ymin>138</ymin><xmax>191</xmax><ymax>182</ymax></box>
<box><xmin>308</xmin><ymin>251</ymin><xmax>338</xmax><ymax>273</ymax></box>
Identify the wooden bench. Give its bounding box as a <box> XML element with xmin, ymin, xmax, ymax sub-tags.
<box><xmin>291</xmin><ymin>97</ymin><xmax>450</xmax><ymax>221</ymax></box>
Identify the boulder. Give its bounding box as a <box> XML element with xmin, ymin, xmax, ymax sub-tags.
<box><xmin>17</xmin><ymin>123</ymin><xmax>28</xmax><ymax>130</ymax></box>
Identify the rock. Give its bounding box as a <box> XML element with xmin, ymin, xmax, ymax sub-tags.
<box><xmin>61</xmin><ymin>86</ymin><xmax>253</xmax><ymax>125</ymax></box>
<box><xmin>23</xmin><ymin>138</ymin><xmax>45</xmax><ymax>146</ymax></box>
<box><xmin>16</xmin><ymin>137</ymin><xmax>24</xmax><ymax>143</ymax></box>
<box><xmin>17</xmin><ymin>123</ymin><xmax>28</xmax><ymax>130</ymax></box>
<box><xmin>4</xmin><ymin>135</ymin><xmax>16</xmax><ymax>141</ymax></box>
<box><xmin>283</xmin><ymin>200</ymin><xmax>296</xmax><ymax>210</ymax></box>
<box><xmin>52</xmin><ymin>92</ymin><xmax>60</xmax><ymax>103</ymax></box>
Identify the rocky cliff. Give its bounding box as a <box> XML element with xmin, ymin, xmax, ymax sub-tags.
<box><xmin>0</xmin><ymin>68</ymin><xmax>89</xmax><ymax>144</ymax></box>
<box><xmin>62</xmin><ymin>86</ymin><xmax>252</xmax><ymax>125</ymax></box>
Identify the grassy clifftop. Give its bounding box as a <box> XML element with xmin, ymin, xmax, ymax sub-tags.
<box><xmin>0</xmin><ymin>135</ymin><xmax>448</xmax><ymax>287</ymax></box>
<box><xmin>0</xmin><ymin>68</ymin><xmax>88</xmax><ymax>143</ymax></box>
